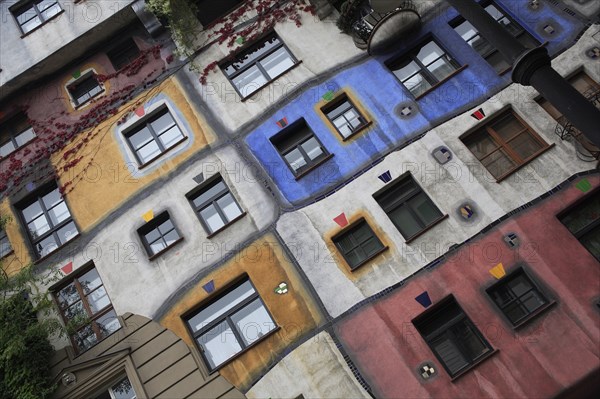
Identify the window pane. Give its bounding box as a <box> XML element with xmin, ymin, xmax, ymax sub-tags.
<box><xmin>345</xmin><ymin>250</ymin><xmax>363</xmax><ymax>268</ymax></box>
<box><xmin>48</xmin><ymin>201</ymin><xmax>70</xmax><ymax>226</ymax></box>
<box><xmin>200</xmin><ymin>204</ymin><xmax>225</xmax><ymax>233</ymax></box>
<box><xmin>470</xmin><ymin>35</ymin><xmax>495</xmax><ymax>57</ymax></box>
<box><xmin>389</xmin><ymin>206</ymin><xmax>422</xmax><ymax>239</ymax></box>
<box><xmin>453</xmin><ymin>322</ymin><xmax>490</xmax><ymax>360</ymax></box>
<box><xmin>393</xmin><ymin>60</ymin><xmax>421</xmax><ymax>83</ymax></box>
<box><xmin>560</xmin><ymin>195</ymin><xmax>600</xmax><ymax>235</ymax></box>
<box><xmin>136</xmin><ymin>141</ymin><xmax>161</xmax><ymax>163</ymax></box>
<box><xmin>128</xmin><ymin>127</ymin><xmax>153</xmax><ymax>150</ymax></box>
<box><xmin>504</xmin><ymin>302</ymin><xmax>530</xmax><ymax>324</ymax></box>
<box><xmin>79</xmin><ymin>268</ymin><xmax>103</xmax><ymax>294</ymax></box>
<box><xmin>284</xmin><ymin>148</ymin><xmax>307</xmax><ymax>172</ymax></box>
<box><xmin>486</xmin><ymin>51</ymin><xmax>510</xmax><ymax>73</ymax></box>
<box><xmin>192</xmin><ymin>181</ymin><xmax>227</xmax><ymax>208</ymax></box>
<box><xmin>95</xmin><ymin>309</ymin><xmax>121</xmax><ymax>338</ymax></box>
<box><xmin>233</xmin><ymin>65</ymin><xmax>268</xmax><ymax>97</ymax></box>
<box><xmin>362</xmin><ymin>237</ymin><xmax>384</xmax><ymax>256</ymax></box>
<box><xmin>28</xmin><ymin>214</ymin><xmax>50</xmax><ymax>237</ymax></box>
<box><xmin>110</xmin><ymin>377</ymin><xmax>136</xmax><ymax>399</ymax></box>
<box><xmin>427</xmin><ymin>57</ymin><xmax>456</xmax><ymax>82</ymax></box>
<box><xmin>416</xmin><ymin>41</ymin><xmax>445</xmax><ymax>66</ymax></box>
<box><xmin>455</xmin><ymin>20</ymin><xmax>478</xmax><ymax>42</ymax></box>
<box><xmin>1</xmin><ymin>233</ymin><xmax>12</xmax><ymax>258</ymax></box>
<box><xmin>301</xmin><ymin>137</ymin><xmax>324</xmax><ymax>161</ymax></box>
<box><xmin>404</xmin><ymin>72</ymin><xmax>432</xmax><ymax>97</ymax></box>
<box><xmin>509</xmin><ymin>133</ymin><xmax>543</xmax><ymax>160</ymax></box>
<box><xmin>492</xmin><ymin>115</ymin><xmax>525</xmax><ymax>142</ymax></box>
<box><xmin>15</xmin><ymin>127</ymin><xmax>36</xmax><ymax>147</ymax></box>
<box><xmin>149</xmin><ymin>239</ymin><xmax>166</xmax><ymax>255</ymax></box>
<box><xmin>73</xmin><ymin>324</ymin><xmax>98</xmax><ymax>352</ymax></box>
<box><xmin>144</xmin><ymin>228</ymin><xmax>161</xmax><ymax>244</ymax></box>
<box><xmin>336</xmin><ymin>233</ymin><xmax>357</xmax><ymax>253</ymax></box>
<box><xmin>481</xmin><ymin>149</ymin><xmax>516</xmax><ymax>178</ymax></box>
<box><xmin>56</xmin><ymin>221</ymin><xmax>78</xmax><ymax>244</ymax></box>
<box><xmin>409</xmin><ymin>192</ymin><xmax>442</xmax><ymax>226</ymax></box>
<box><xmin>224</xmin><ymin>35</ymin><xmax>281</xmax><ymax>75</ymax></box>
<box><xmin>22</xmin><ymin>201</ymin><xmax>43</xmax><ymax>223</ymax></box>
<box><xmin>163</xmin><ymin>229</ymin><xmax>180</xmax><ymax>246</ymax></box>
<box><xmin>198</xmin><ymin>321</ymin><xmax>243</xmax><ymax>369</ymax></box>
<box><xmin>216</xmin><ymin>193</ymin><xmax>242</xmax><ymax>222</ymax></box>
<box><xmin>580</xmin><ymin>227</ymin><xmax>600</xmax><ymax>261</ymax></box>
<box><xmin>231</xmin><ymin>298</ymin><xmax>275</xmax><ymax>346</ymax></box>
<box><xmin>520</xmin><ymin>290</ymin><xmax>546</xmax><ymax>313</ymax></box>
<box><xmin>42</xmin><ymin>189</ymin><xmax>62</xmax><ymax>209</ymax></box>
<box><xmin>21</xmin><ymin>16</ymin><xmax>42</xmax><ymax>33</ymax></box>
<box><xmin>63</xmin><ymin>301</ymin><xmax>86</xmax><ymax>321</ymax></box>
<box><xmin>259</xmin><ymin>47</ymin><xmax>295</xmax><ymax>79</ymax></box>
<box><xmin>0</xmin><ymin>141</ymin><xmax>16</xmax><ymax>158</ymax></box>
<box><xmin>158</xmin><ymin>125</ymin><xmax>184</xmax><ymax>149</ymax></box>
<box><xmin>151</xmin><ymin>112</ymin><xmax>176</xmax><ymax>135</ymax></box>
<box><xmin>86</xmin><ymin>286</ymin><xmax>110</xmax><ymax>314</ymax></box>
<box><xmin>57</xmin><ymin>283</ymin><xmax>80</xmax><ymax>308</ymax></box>
<box><xmin>431</xmin><ymin>335</ymin><xmax>469</xmax><ymax>375</ymax></box>
<box><xmin>334</xmin><ymin>117</ymin><xmax>353</xmax><ymax>138</ymax></box>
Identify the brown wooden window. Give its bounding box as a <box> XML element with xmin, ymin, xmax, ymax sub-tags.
<box><xmin>0</xmin><ymin>113</ymin><xmax>36</xmax><ymax>159</ymax></box>
<box><xmin>332</xmin><ymin>219</ymin><xmax>385</xmax><ymax>270</ymax></box>
<box><xmin>536</xmin><ymin>71</ymin><xmax>600</xmax><ymax>120</ymax></box>
<box><xmin>54</xmin><ymin>265</ymin><xmax>120</xmax><ymax>353</ymax></box>
<box><xmin>322</xmin><ymin>94</ymin><xmax>369</xmax><ymax>140</ymax></box>
<box><xmin>461</xmin><ymin>110</ymin><xmax>550</xmax><ymax>180</ymax></box>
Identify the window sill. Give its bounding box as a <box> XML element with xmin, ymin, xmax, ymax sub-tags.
<box><xmin>512</xmin><ymin>300</ymin><xmax>557</xmax><ymax>330</ymax></box>
<box><xmin>72</xmin><ymin>88</ymin><xmax>106</xmax><ymax>110</ymax></box>
<box><xmin>148</xmin><ymin>237</ymin><xmax>185</xmax><ymax>261</ymax></box>
<box><xmin>137</xmin><ymin>136</ymin><xmax>189</xmax><ymax>170</ymax></box>
<box><xmin>404</xmin><ymin>214</ymin><xmax>449</xmax><ymax>244</ymax></box>
<box><xmin>205</xmin><ymin>212</ymin><xmax>247</xmax><ymax>239</ymax></box>
<box><xmin>495</xmin><ymin>143</ymin><xmax>555</xmax><ymax>183</ymax></box>
<box><xmin>294</xmin><ymin>153</ymin><xmax>335</xmax><ymax>181</ymax></box>
<box><xmin>414</xmin><ymin>65</ymin><xmax>469</xmax><ymax>101</ymax></box>
<box><xmin>341</xmin><ymin>121</ymin><xmax>374</xmax><ymax>142</ymax></box>
<box><xmin>33</xmin><ymin>234</ymin><xmax>81</xmax><ymax>265</ymax></box>
<box><xmin>240</xmin><ymin>61</ymin><xmax>303</xmax><ymax>102</ymax></box>
<box><xmin>348</xmin><ymin>245</ymin><xmax>389</xmax><ymax>272</ymax></box>
<box><xmin>19</xmin><ymin>10</ymin><xmax>65</xmax><ymax>38</ymax></box>
<box><xmin>450</xmin><ymin>349</ymin><xmax>499</xmax><ymax>382</ymax></box>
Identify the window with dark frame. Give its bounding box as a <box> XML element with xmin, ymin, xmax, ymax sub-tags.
<box><xmin>53</xmin><ymin>265</ymin><xmax>121</xmax><ymax>354</ymax></box>
<box><xmin>94</xmin><ymin>376</ymin><xmax>137</xmax><ymax>399</ymax></box>
<box><xmin>187</xmin><ymin>175</ymin><xmax>244</xmax><ymax>235</ymax></box>
<box><xmin>413</xmin><ymin>296</ymin><xmax>493</xmax><ymax>378</ymax></box>
<box><xmin>461</xmin><ymin>110</ymin><xmax>550</xmax><ymax>180</ymax></box>
<box><xmin>0</xmin><ymin>229</ymin><xmax>12</xmax><ymax>259</ymax></box>
<box><xmin>558</xmin><ymin>191</ymin><xmax>600</xmax><ymax>261</ymax></box>
<box><xmin>194</xmin><ymin>0</ymin><xmax>245</xmax><ymax>27</ymax></box>
<box><xmin>221</xmin><ymin>32</ymin><xmax>298</xmax><ymax>99</ymax></box>
<box><xmin>11</xmin><ymin>0</ymin><xmax>62</xmax><ymax>34</ymax></box>
<box><xmin>123</xmin><ymin>107</ymin><xmax>186</xmax><ymax>166</ymax></box>
<box><xmin>537</xmin><ymin>71</ymin><xmax>600</xmax><ymax>120</ymax></box>
<box><xmin>373</xmin><ymin>174</ymin><xmax>444</xmax><ymax>241</ymax></box>
<box><xmin>451</xmin><ymin>2</ymin><xmax>539</xmax><ymax>74</ymax></box>
<box><xmin>107</xmin><ymin>38</ymin><xmax>140</xmax><ymax>71</ymax></box>
<box><xmin>137</xmin><ymin>211</ymin><xmax>182</xmax><ymax>258</ymax></box>
<box><xmin>68</xmin><ymin>74</ymin><xmax>103</xmax><ymax>107</ymax></box>
<box><xmin>487</xmin><ymin>268</ymin><xmax>549</xmax><ymax>326</ymax></box>
<box><xmin>16</xmin><ymin>182</ymin><xmax>79</xmax><ymax>258</ymax></box>
<box><xmin>0</xmin><ymin>113</ymin><xmax>36</xmax><ymax>159</ymax></box>
<box><xmin>387</xmin><ymin>39</ymin><xmax>461</xmax><ymax>97</ymax></box>
<box><xmin>270</xmin><ymin>119</ymin><xmax>330</xmax><ymax>177</ymax></box>
<box><xmin>322</xmin><ymin>94</ymin><xmax>369</xmax><ymax>139</ymax></box>
<box><xmin>185</xmin><ymin>278</ymin><xmax>276</xmax><ymax>371</ymax></box>
<box><xmin>333</xmin><ymin>219</ymin><xmax>385</xmax><ymax>270</ymax></box>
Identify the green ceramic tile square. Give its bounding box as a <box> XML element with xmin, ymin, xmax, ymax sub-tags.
<box><xmin>576</xmin><ymin>178</ymin><xmax>592</xmax><ymax>192</ymax></box>
<box><xmin>322</xmin><ymin>91</ymin><xmax>334</xmax><ymax>102</ymax></box>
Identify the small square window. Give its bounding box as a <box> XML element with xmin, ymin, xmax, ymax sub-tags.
<box><xmin>137</xmin><ymin>211</ymin><xmax>182</xmax><ymax>258</ymax></box>
<box><xmin>373</xmin><ymin>174</ymin><xmax>444</xmax><ymax>241</ymax></box>
<box><xmin>68</xmin><ymin>74</ymin><xmax>103</xmax><ymax>107</ymax></box>
<box><xmin>332</xmin><ymin>219</ymin><xmax>385</xmax><ymax>270</ymax></box>
<box><xmin>322</xmin><ymin>94</ymin><xmax>369</xmax><ymax>139</ymax></box>
<box><xmin>387</xmin><ymin>39</ymin><xmax>460</xmax><ymax>98</ymax></box>
<box><xmin>0</xmin><ymin>229</ymin><xmax>13</xmax><ymax>259</ymax></box>
<box><xmin>558</xmin><ymin>190</ymin><xmax>600</xmax><ymax>261</ymax></box>
<box><xmin>413</xmin><ymin>296</ymin><xmax>493</xmax><ymax>378</ymax></box>
<box><xmin>461</xmin><ymin>110</ymin><xmax>550</xmax><ymax>180</ymax></box>
<box><xmin>11</xmin><ymin>0</ymin><xmax>62</xmax><ymax>35</ymax></box>
<box><xmin>16</xmin><ymin>182</ymin><xmax>79</xmax><ymax>258</ymax></box>
<box><xmin>93</xmin><ymin>376</ymin><xmax>137</xmax><ymax>399</ymax></box>
<box><xmin>123</xmin><ymin>106</ymin><xmax>187</xmax><ymax>166</ymax></box>
<box><xmin>487</xmin><ymin>268</ymin><xmax>549</xmax><ymax>326</ymax></box>
<box><xmin>186</xmin><ymin>175</ymin><xmax>244</xmax><ymax>236</ymax></box>
<box><xmin>185</xmin><ymin>277</ymin><xmax>276</xmax><ymax>371</ymax></box>
<box><xmin>270</xmin><ymin>119</ymin><xmax>331</xmax><ymax>178</ymax></box>
<box><xmin>107</xmin><ymin>38</ymin><xmax>140</xmax><ymax>71</ymax></box>
<box><xmin>0</xmin><ymin>113</ymin><xmax>36</xmax><ymax>159</ymax></box>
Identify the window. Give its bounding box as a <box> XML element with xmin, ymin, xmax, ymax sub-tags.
<box><xmin>270</xmin><ymin>119</ymin><xmax>330</xmax><ymax>177</ymax></box>
<box><xmin>17</xmin><ymin>182</ymin><xmax>78</xmax><ymax>258</ymax></box>
<box><xmin>537</xmin><ymin>71</ymin><xmax>600</xmax><ymax>120</ymax></box>
<box><xmin>54</xmin><ymin>265</ymin><xmax>120</xmax><ymax>353</ymax></box>
<box><xmin>461</xmin><ymin>110</ymin><xmax>550</xmax><ymax>180</ymax></box>
<box><xmin>221</xmin><ymin>32</ymin><xmax>298</xmax><ymax>99</ymax></box>
<box><xmin>487</xmin><ymin>268</ymin><xmax>549</xmax><ymax>326</ymax></box>
<box><xmin>559</xmin><ymin>191</ymin><xmax>600</xmax><ymax>261</ymax></box>
<box><xmin>194</xmin><ymin>0</ymin><xmax>244</xmax><ymax>27</ymax></box>
<box><xmin>322</xmin><ymin>94</ymin><xmax>369</xmax><ymax>139</ymax></box>
<box><xmin>68</xmin><ymin>74</ymin><xmax>103</xmax><ymax>107</ymax></box>
<box><xmin>123</xmin><ymin>107</ymin><xmax>186</xmax><ymax>166</ymax></box>
<box><xmin>107</xmin><ymin>38</ymin><xmax>140</xmax><ymax>71</ymax></box>
<box><xmin>451</xmin><ymin>2</ymin><xmax>539</xmax><ymax>73</ymax></box>
<box><xmin>413</xmin><ymin>296</ymin><xmax>493</xmax><ymax>378</ymax></box>
<box><xmin>185</xmin><ymin>278</ymin><xmax>276</xmax><ymax>371</ymax></box>
<box><xmin>0</xmin><ymin>114</ymin><xmax>36</xmax><ymax>159</ymax></box>
<box><xmin>373</xmin><ymin>174</ymin><xmax>444</xmax><ymax>241</ymax></box>
<box><xmin>94</xmin><ymin>376</ymin><xmax>137</xmax><ymax>399</ymax></box>
<box><xmin>0</xmin><ymin>229</ymin><xmax>12</xmax><ymax>258</ymax></box>
<box><xmin>333</xmin><ymin>219</ymin><xmax>385</xmax><ymax>270</ymax></box>
<box><xmin>187</xmin><ymin>175</ymin><xmax>244</xmax><ymax>235</ymax></box>
<box><xmin>387</xmin><ymin>39</ymin><xmax>460</xmax><ymax>97</ymax></box>
<box><xmin>137</xmin><ymin>211</ymin><xmax>182</xmax><ymax>258</ymax></box>
<box><xmin>11</xmin><ymin>0</ymin><xmax>62</xmax><ymax>34</ymax></box>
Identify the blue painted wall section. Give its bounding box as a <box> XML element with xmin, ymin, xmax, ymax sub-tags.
<box><xmin>245</xmin><ymin>0</ymin><xmax>585</xmax><ymax>205</ymax></box>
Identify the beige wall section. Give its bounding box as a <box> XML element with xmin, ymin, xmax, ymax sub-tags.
<box><xmin>0</xmin><ymin>200</ymin><xmax>32</xmax><ymax>270</ymax></box>
<box><xmin>52</xmin><ymin>77</ymin><xmax>216</xmax><ymax>232</ymax></box>
<box><xmin>50</xmin><ymin>313</ymin><xmax>245</xmax><ymax>399</ymax></box>
<box><xmin>159</xmin><ymin>233</ymin><xmax>325</xmax><ymax>392</ymax></box>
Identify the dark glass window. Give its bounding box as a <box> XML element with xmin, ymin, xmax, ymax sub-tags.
<box><xmin>137</xmin><ymin>211</ymin><xmax>182</xmax><ymax>257</ymax></box>
<box><xmin>373</xmin><ymin>174</ymin><xmax>443</xmax><ymax>240</ymax></box>
<box><xmin>185</xmin><ymin>278</ymin><xmax>276</xmax><ymax>371</ymax></box>
<box><xmin>94</xmin><ymin>376</ymin><xmax>136</xmax><ymax>399</ymax></box>
<box><xmin>107</xmin><ymin>38</ymin><xmax>140</xmax><ymax>71</ymax></box>
<box><xmin>413</xmin><ymin>296</ymin><xmax>493</xmax><ymax>377</ymax></box>
<box><xmin>461</xmin><ymin>110</ymin><xmax>549</xmax><ymax>180</ymax></box>
<box><xmin>68</xmin><ymin>75</ymin><xmax>103</xmax><ymax>107</ymax></box>
<box><xmin>194</xmin><ymin>0</ymin><xmax>245</xmax><ymax>27</ymax></box>
<box><xmin>559</xmin><ymin>191</ymin><xmax>600</xmax><ymax>261</ymax></box>
<box><xmin>221</xmin><ymin>32</ymin><xmax>297</xmax><ymax>98</ymax></box>
<box><xmin>123</xmin><ymin>107</ymin><xmax>186</xmax><ymax>166</ymax></box>
<box><xmin>11</xmin><ymin>0</ymin><xmax>62</xmax><ymax>34</ymax></box>
<box><xmin>487</xmin><ymin>268</ymin><xmax>549</xmax><ymax>326</ymax></box>
<box><xmin>387</xmin><ymin>39</ymin><xmax>460</xmax><ymax>97</ymax></box>
<box><xmin>271</xmin><ymin>119</ymin><xmax>330</xmax><ymax>177</ymax></box>
<box><xmin>0</xmin><ymin>229</ymin><xmax>12</xmax><ymax>258</ymax></box>
<box><xmin>187</xmin><ymin>176</ymin><xmax>244</xmax><ymax>235</ymax></box>
<box><xmin>333</xmin><ymin>219</ymin><xmax>385</xmax><ymax>270</ymax></box>
<box><xmin>0</xmin><ymin>114</ymin><xmax>36</xmax><ymax>159</ymax></box>
<box><xmin>17</xmin><ymin>182</ymin><xmax>78</xmax><ymax>258</ymax></box>
<box><xmin>54</xmin><ymin>265</ymin><xmax>120</xmax><ymax>353</ymax></box>
<box><xmin>537</xmin><ymin>71</ymin><xmax>600</xmax><ymax>120</ymax></box>
<box><xmin>322</xmin><ymin>94</ymin><xmax>368</xmax><ymax>139</ymax></box>
<box><xmin>451</xmin><ymin>2</ymin><xmax>539</xmax><ymax>73</ymax></box>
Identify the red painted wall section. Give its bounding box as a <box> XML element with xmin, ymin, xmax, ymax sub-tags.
<box><xmin>336</xmin><ymin>175</ymin><xmax>600</xmax><ymax>398</ymax></box>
